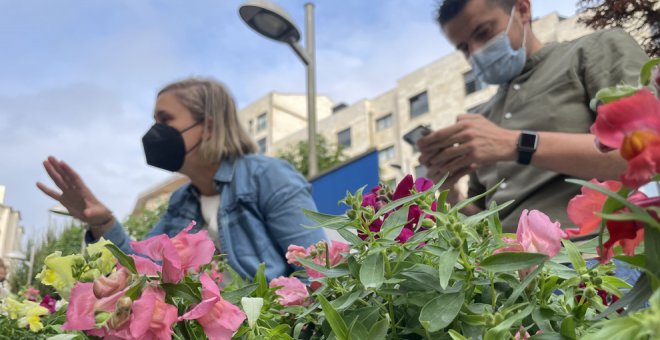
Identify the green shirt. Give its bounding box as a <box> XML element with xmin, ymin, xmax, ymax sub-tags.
<box><xmin>469</xmin><ymin>28</ymin><xmax>648</xmax><ymax>232</ymax></box>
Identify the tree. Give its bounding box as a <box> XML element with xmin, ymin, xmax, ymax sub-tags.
<box><xmin>577</xmin><ymin>0</ymin><xmax>660</xmax><ymax>56</ymax></box>
<box><xmin>277</xmin><ymin>134</ymin><xmax>347</xmax><ymax>178</ymax></box>
<box><xmin>123</xmin><ymin>202</ymin><xmax>167</xmax><ymax>241</ymax></box>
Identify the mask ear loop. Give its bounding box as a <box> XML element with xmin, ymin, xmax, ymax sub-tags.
<box><xmin>506</xmin><ymin>5</ymin><xmax>527</xmax><ymax>50</ymax></box>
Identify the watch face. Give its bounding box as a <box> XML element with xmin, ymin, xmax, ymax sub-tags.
<box><xmin>520</xmin><ymin>132</ymin><xmax>538</xmax><ymax>148</ymax></box>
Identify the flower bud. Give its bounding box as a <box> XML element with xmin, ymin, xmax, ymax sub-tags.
<box><xmin>585</xmin><ymin>287</ymin><xmax>597</xmax><ymax>298</ymax></box>
<box><xmin>493</xmin><ymin>313</ymin><xmax>504</xmax><ymax>324</ymax></box>
<box><xmin>93</xmin><ymin>268</ymin><xmax>130</xmax><ymax>299</ymax></box>
<box><xmin>347</xmin><ymin>210</ymin><xmax>357</xmax><ymax>219</ymax></box>
<box><xmin>450</xmin><ymin>237</ymin><xmax>462</xmax><ymax>249</ymax></box>
<box><xmin>591</xmin><ymin>277</ymin><xmax>603</xmax><ymax>285</ymax></box>
<box><xmin>421</xmin><ymin>218</ymin><xmax>434</xmax><ymax>228</ymax></box>
<box><xmin>80</xmin><ymin>268</ymin><xmax>102</xmax><ymax>282</ymax></box>
<box><xmin>95</xmin><ymin>312</ymin><xmax>111</xmax><ymax>325</ymax></box>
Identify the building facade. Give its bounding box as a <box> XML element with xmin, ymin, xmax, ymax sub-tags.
<box><xmin>0</xmin><ymin>186</ymin><xmax>25</xmax><ymax>275</ymax></box>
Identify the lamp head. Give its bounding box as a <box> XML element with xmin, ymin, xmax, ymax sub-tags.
<box><xmin>239</xmin><ymin>0</ymin><xmax>301</xmax><ymax>43</ymax></box>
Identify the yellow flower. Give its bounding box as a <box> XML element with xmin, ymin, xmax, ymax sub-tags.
<box><xmin>2</xmin><ymin>297</ymin><xmax>25</xmax><ymax>319</ymax></box>
<box><xmin>86</xmin><ymin>238</ymin><xmax>117</xmax><ymax>275</ymax></box>
<box><xmin>17</xmin><ymin>302</ymin><xmax>49</xmax><ymax>332</ymax></box>
<box><xmin>36</xmin><ymin>251</ymin><xmax>84</xmax><ymax>299</ymax></box>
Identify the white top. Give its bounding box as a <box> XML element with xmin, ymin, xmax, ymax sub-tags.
<box><xmin>200</xmin><ymin>194</ymin><xmax>221</xmax><ymax>251</ymax></box>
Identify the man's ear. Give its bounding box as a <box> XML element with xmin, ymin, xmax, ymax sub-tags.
<box><xmin>516</xmin><ymin>0</ymin><xmax>532</xmax><ymax>27</ymax></box>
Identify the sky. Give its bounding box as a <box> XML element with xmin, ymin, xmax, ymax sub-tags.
<box><xmin>0</xmin><ymin>0</ymin><xmax>581</xmax><ymax>245</ymax></box>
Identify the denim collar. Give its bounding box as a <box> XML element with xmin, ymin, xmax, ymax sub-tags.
<box><xmin>185</xmin><ymin>157</ymin><xmax>237</xmax><ymax>199</ymax></box>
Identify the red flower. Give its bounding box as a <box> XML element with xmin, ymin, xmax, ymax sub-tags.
<box><xmin>591</xmin><ymin>89</ymin><xmax>660</xmax><ymax>188</ymax></box>
<box><xmin>566</xmin><ymin>179</ymin><xmax>660</xmax><ymax>263</ymax></box>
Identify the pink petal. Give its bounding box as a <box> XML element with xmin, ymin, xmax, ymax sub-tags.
<box><xmin>171</xmin><ymin>221</ymin><xmax>216</xmax><ymax>273</ymax></box>
<box><xmin>130</xmin><ymin>255</ymin><xmax>162</xmax><ymax>275</ymax></box>
<box><xmin>180</xmin><ymin>297</ymin><xmax>219</xmax><ymax>321</ymax></box>
<box><xmin>199</xmin><ymin>272</ymin><xmax>221</xmax><ymax>299</ymax></box>
<box><xmin>129</xmin><ymin>287</ymin><xmax>176</xmax><ymax>340</ymax></box>
<box><xmin>621</xmin><ymin>145</ymin><xmax>660</xmax><ymax>188</ymax></box>
<box><xmin>269</xmin><ymin>276</ymin><xmax>310</xmax><ymax>306</ymax></box>
<box><xmin>130</xmin><ymin>234</ymin><xmax>171</xmax><ymax>261</ymax></box>
<box><xmin>61</xmin><ymin>283</ymin><xmax>96</xmax><ymax>330</ymax></box>
<box><xmin>517</xmin><ymin>210</ymin><xmax>565</xmax><ymax>258</ymax></box>
<box><xmin>414</xmin><ymin>177</ymin><xmax>433</xmax><ymax>192</ymax></box>
<box><xmin>197</xmin><ymin>300</ymin><xmax>246</xmax><ymax>340</ymax></box>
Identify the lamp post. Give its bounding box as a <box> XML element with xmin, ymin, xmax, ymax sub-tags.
<box><xmin>239</xmin><ymin>0</ymin><xmax>318</xmax><ymax>177</ymax></box>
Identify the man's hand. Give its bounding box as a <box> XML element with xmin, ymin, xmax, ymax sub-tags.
<box><xmin>418</xmin><ymin>114</ymin><xmax>519</xmax><ymax>181</ymax></box>
<box><xmin>37</xmin><ymin>156</ymin><xmax>114</xmax><ymax>229</ymax></box>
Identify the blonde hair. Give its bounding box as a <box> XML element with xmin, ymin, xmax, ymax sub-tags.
<box><xmin>158</xmin><ymin>77</ymin><xmax>257</xmax><ymax>163</ymax></box>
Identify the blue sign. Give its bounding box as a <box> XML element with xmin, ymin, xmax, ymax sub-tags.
<box><xmin>310</xmin><ymin>149</ymin><xmax>380</xmax><ymax>215</ymax></box>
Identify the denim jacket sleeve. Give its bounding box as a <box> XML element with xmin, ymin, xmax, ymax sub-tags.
<box><xmin>257</xmin><ymin>160</ymin><xmax>327</xmax><ymax>253</ymax></box>
<box><xmin>84</xmin><ymin>202</ymin><xmax>177</xmax><ymax>254</ymax></box>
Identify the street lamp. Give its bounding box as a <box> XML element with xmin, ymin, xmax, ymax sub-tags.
<box><xmin>239</xmin><ymin>0</ymin><xmax>319</xmax><ymax>177</ymax></box>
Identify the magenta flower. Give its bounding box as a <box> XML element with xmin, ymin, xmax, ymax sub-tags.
<box><xmin>131</xmin><ymin>221</ymin><xmax>215</xmax><ymax>283</ymax></box>
<box><xmin>591</xmin><ymin>89</ymin><xmax>660</xmax><ymax>188</ymax></box>
<box><xmin>269</xmin><ymin>276</ymin><xmax>310</xmax><ymax>306</ymax></box>
<box><xmin>39</xmin><ymin>295</ymin><xmax>57</xmax><ymax>314</ymax></box>
<box><xmin>128</xmin><ymin>286</ymin><xmax>178</xmax><ymax>340</ymax></box>
<box><xmin>496</xmin><ymin>210</ymin><xmax>568</xmax><ymax>258</ymax></box>
<box><xmin>181</xmin><ymin>273</ymin><xmax>246</xmax><ymax>340</ymax></box>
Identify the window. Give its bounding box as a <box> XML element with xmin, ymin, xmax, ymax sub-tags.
<box><xmin>257</xmin><ymin>137</ymin><xmax>267</xmax><ymax>154</ymax></box>
<box><xmin>378</xmin><ymin>146</ymin><xmax>396</xmax><ymax>162</ymax></box>
<box><xmin>409</xmin><ymin>91</ymin><xmax>429</xmax><ymax>118</ymax></box>
<box><xmin>337</xmin><ymin>128</ymin><xmax>351</xmax><ymax>148</ymax></box>
<box><xmin>257</xmin><ymin>112</ymin><xmax>267</xmax><ymax>131</ymax></box>
<box><xmin>376</xmin><ymin>113</ymin><xmax>393</xmax><ymax>131</ymax></box>
<box><xmin>414</xmin><ymin>164</ymin><xmax>427</xmax><ymax>179</ymax></box>
<box><xmin>464</xmin><ymin>70</ymin><xmax>487</xmax><ymax>95</ymax></box>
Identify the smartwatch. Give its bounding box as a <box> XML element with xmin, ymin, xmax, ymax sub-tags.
<box><xmin>517</xmin><ymin>130</ymin><xmax>539</xmax><ymax>165</ymax></box>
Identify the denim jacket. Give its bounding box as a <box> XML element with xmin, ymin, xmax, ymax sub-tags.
<box><xmin>87</xmin><ymin>154</ymin><xmax>327</xmax><ymax>280</ymax></box>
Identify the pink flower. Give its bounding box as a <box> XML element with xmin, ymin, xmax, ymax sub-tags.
<box><xmin>24</xmin><ymin>287</ymin><xmax>40</xmax><ymax>301</ymax></box>
<box><xmin>131</xmin><ymin>221</ymin><xmax>215</xmax><ymax>283</ymax></box>
<box><xmin>566</xmin><ymin>179</ymin><xmax>659</xmax><ymax>263</ymax></box>
<box><xmin>93</xmin><ymin>268</ymin><xmax>130</xmax><ymax>299</ymax></box>
<box><xmin>285</xmin><ymin>245</ymin><xmax>307</xmax><ymax>266</ymax></box>
<box><xmin>61</xmin><ymin>283</ymin><xmax>97</xmax><ymax>331</ymax></box>
<box><xmin>496</xmin><ymin>210</ymin><xmax>568</xmax><ymax>258</ymax></box>
<box><xmin>591</xmin><ymin>89</ymin><xmax>660</xmax><ymax>188</ymax></box>
<box><xmin>514</xmin><ymin>326</ymin><xmax>531</xmax><ymax>340</ymax></box>
<box><xmin>129</xmin><ymin>286</ymin><xmax>178</xmax><ymax>340</ymax></box>
<box><xmin>269</xmin><ymin>276</ymin><xmax>310</xmax><ymax>306</ymax></box>
<box><xmin>304</xmin><ymin>241</ymin><xmax>349</xmax><ymax>280</ymax></box>
<box><xmin>181</xmin><ymin>273</ymin><xmax>246</xmax><ymax>340</ymax></box>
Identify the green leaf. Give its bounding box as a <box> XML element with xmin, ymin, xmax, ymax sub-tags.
<box><xmin>639</xmin><ymin>57</ymin><xmax>660</xmax><ymax>86</ymax></box>
<box><xmin>318</xmin><ymin>295</ymin><xmax>350</xmax><ymax>340</ymax></box>
<box><xmin>254</xmin><ymin>263</ymin><xmax>268</xmax><ymax>298</ymax></box>
<box><xmin>331</xmin><ymin>288</ymin><xmax>364</xmax><ymax>311</ymax></box>
<box><xmin>451</xmin><ymin>179</ymin><xmax>504</xmax><ymax>214</ymax></box>
<box><xmin>479</xmin><ymin>252</ymin><xmax>548</xmax><ymax>272</ymax></box>
<box><xmin>504</xmin><ymin>262</ymin><xmax>544</xmax><ymax>307</ymax></box>
<box><xmin>104</xmin><ymin>243</ymin><xmax>137</xmax><ymax>274</ymax></box>
<box><xmin>463</xmin><ymin>200</ymin><xmax>514</xmax><ymax>227</ymax></box>
<box><xmin>561</xmin><ymin>239</ymin><xmax>586</xmax><ymax>275</ymax></box>
<box><xmin>484</xmin><ymin>304</ymin><xmax>533</xmax><ymax>340</ymax></box>
<box><xmin>221</xmin><ymin>284</ymin><xmax>259</xmax><ymax>305</ymax></box>
<box><xmin>124</xmin><ymin>275</ymin><xmax>146</xmax><ymax>300</ymax></box>
<box><xmin>360</xmin><ymin>252</ymin><xmax>385</xmax><ymax>289</ymax></box>
<box><xmin>297</xmin><ymin>257</ymin><xmax>350</xmax><ymax>278</ymax></box>
<box><xmin>162</xmin><ymin>282</ymin><xmax>202</xmax><ymax>304</ymax></box>
<box><xmin>596</xmin><ymin>273</ymin><xmax>652</xmax><ymax>319</ymax></box>
<box><xmin>448</xmin><ymin>329</ymin><xmax>469</xmax><ymax>340</ymax></box>
<box><xmin>532</xmin><ymin>306</ymin><xmax>558</xmax><ymax>333</ymax></box>
<box><xmin>337</xmin><ymin>228</ymin><xmax>362</xmax><ymax>245</ymax></box>
<box><xmin>592</xmin><ymin>84</ymin><xmax>639</xmax><ymax>107</ymax></box>
<box><xmin>302</xmin><ymin>209</ymin><xmax>352</xmax><ymax>230</ymax></box>
<box><xmin>644</xmin><ymin>226</ymin><xmax>660</xmax><ymax>281</ymax></box>
<box><xmin>366</xmin><ymin>318</ymin><xmax>389</xmax><ymax>340</ymax></box>
<box><xmin>437</xmin><ymin>249</ymin><xmax>460</xmax><ymax>290</ymax></box>
<box><xmin>613</xmin><ymin>254</ymin><xmax>645</xmax><ymax>268</ymax></box>
<box><xmin>419</xmin><ymin>292</ymin><xmax>464</xmax><ymax>332</ymax></box>
<box><xmin>560</xmin><ymin>316</ymin><xmax>576</xmax><ymax>339</ymax></box>
<box><xmin>380</xmin><ymin>206</ymin><xmax>409</xmax><ymax>240</ymax></box>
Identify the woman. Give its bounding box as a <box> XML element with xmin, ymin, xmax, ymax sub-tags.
<box><xmin>37</xmin><ymin>78</ymin><xmax>327</xmax><ymax>280</ymax></box>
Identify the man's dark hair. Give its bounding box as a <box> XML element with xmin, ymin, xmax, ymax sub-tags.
<box><xmin>436</xmin><ymin>0</ymin><xmax>517</xmax><ymax>26</ymax></box>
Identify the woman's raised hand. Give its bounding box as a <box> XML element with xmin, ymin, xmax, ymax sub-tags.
<box><xmin>36</xmin><ymin>156</ymin><xmax>114</xmax><ymax>226</ymax></box>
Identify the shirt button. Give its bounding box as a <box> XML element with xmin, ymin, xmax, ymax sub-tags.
<box><xmin>512</xmin><ymin>84</ymin><xmax>521</xmax><ymax>91</ymax></box>
<box><xmin>504</xmin><ymin>112</ymin><xmax>513</xmax><ymax>119</ymax></box>
<box><xmin>499</xmin><ymin>182</ymin><xmax>508</xmax><ymax>189</ymax></box>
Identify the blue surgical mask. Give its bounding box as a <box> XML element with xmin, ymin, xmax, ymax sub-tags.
<box><xmin>469</xmin><ymin>7</ymin><xmax>527</xmax><ymax>85</ymax></box>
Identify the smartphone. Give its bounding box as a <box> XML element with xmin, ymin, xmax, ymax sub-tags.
<box><xmin>403</xmin><ymin>124</ymin><xmax>432</xmax><ymax>149</ymax></box>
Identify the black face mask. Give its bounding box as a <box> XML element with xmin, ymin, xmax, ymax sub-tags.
<box><xmin>142</xmin><ymin>121</ymin><xmax>201</xmax><ymax>172</ymax></box>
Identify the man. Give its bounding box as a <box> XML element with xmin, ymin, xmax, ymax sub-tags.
<box><xmin>418</xmin><ymin>0</ymin><xmax>648</xmax><ymax>232</ymax></box>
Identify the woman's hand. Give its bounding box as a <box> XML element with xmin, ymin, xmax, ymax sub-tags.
<box><xmin>36</xmin><ymin>156</ymin><xmax>114</xmax><ymax>228</ymax></box>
